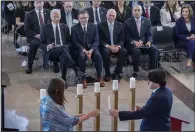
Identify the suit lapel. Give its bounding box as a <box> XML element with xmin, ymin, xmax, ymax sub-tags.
<box><xmin>48</xmin><ymin>24</ymin><xmax>55</xmax><ymax>42</ymax></box>
<box><xmin>191</xmin><ymin>18</ymin><xmax>195</xmax><ymax>32</ymax></box>
<box><xmin>33</xmin><ymin>10</ymin><xmax>39</xmax><ymax>24</ymax></box>
<box><xmin>113</xmin><ymin>22</ymin><xmax>118</xmax><ymax>45</ymax></box>
<box><xmin>132</xmin><ymin>18</ymin><xmax>139</xmax><ymax>38</ymax></box>
<box><xmin>140</xmin><ymin>17</ymin><xmax>144</xmax><ymax>38</ymax></box>
<box><xmin>99</xmin><ymin>7</ymin><xmax>104</xmax><ymax>22</ymax></box>
<box><xmin>104</xmin><ymin>21</ymin><xmax>110</xmax><ymax>43</ymax></box>
<box><xmin>43</xmin><ymin>9</ymin><xmax>48</xmax><ymax>24</ymax></box>
<box><xmin>78</xmin><ymin>23</ymin><xmax>85</xmax><ymax>45</ymax></box>
<box><xmin>60</xmin><ymin>24</ymin><xmax>65</xmax><ymax>45</ymax></box>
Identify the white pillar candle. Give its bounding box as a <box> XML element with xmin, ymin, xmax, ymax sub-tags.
<box><xmin>112</xmin><ymin>80</ymin><xmax>119</xmax><ymax>91</ymax></box>
<box><xmin>130</xmin><ymin>77</ymin><xmax>136</xmax><ymax>89</ymax></box>
<box><xmin>40</xmin><ymin>89</ymin><xmax>47</xmax><ymax>100</ymax></box>
<box><xmin>94</xmin><ymin>82</ymin><xmax>100</xmax><ymax>93</ymax></box>
<box><xmin>77</xmin><ymin>84</ymin><xmax>83</xmax><ymax>95</ymax></box>
<box><xmin>108</xmin><ymin>96</ymin><xmax>111</xmax><ymax>110</ymax></box>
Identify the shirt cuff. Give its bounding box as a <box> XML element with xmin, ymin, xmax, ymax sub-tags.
<box><xmin>105</xmin><ymin>45</ymin><xmax>110</xmax><ymax>48</ymax></box>
<box><xmin>89</xmin><ymin>49</ymin><xmax>94</xmax><ymax>53</ymax></box>
<box><xmin>82</xmin><ymin>49</ymin><xmax>86</xmax><ymax>52</ymax></box>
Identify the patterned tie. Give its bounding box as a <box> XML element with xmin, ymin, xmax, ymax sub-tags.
<box><xmin>109</xmin><ymin>23</ymin><xmax>114</xmax><ymax>45</ymax></box>
<box><xmin>55</xmin><ymin>25</ymin><xmax>61</xmax><ymax>45</ymax></box>
<box><xmin>145</xmin><ymin>8</ymin><xmax>149</xmax><ymax>18</ymax></box>
<box><xmin>38</xmin><ymin>10</ymin><xmax>44</xmax><ymax>26</ymax></box>
<box><xmin>95</xmin><ymin>9</ymin><xmax>100</xmax><ymax>23</ymax></box>
<box><xmin>136</xmin><ymin>20</ymin><xmax>141</xmax><ymax>37</ymax></box>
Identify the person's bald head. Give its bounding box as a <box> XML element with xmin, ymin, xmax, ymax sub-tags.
<box><xmin>63</xmin><ymin>1</ymin><xmax>73</xmax><ymax>12</ymax></box>
<box><xmin>133</xmin><ymin>4</ymin><xmax>143</xmax><ymax>19</ymax></box>
<box><xmin>106</xmin><ymin>9</ymin><xmax>116</xmax><ymax>23</ymax></box>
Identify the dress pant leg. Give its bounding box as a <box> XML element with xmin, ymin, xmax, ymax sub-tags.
<box><xmin>114</xmin><ymin>48</ymin><xmax>128</xmax><ymax>74</ymax></box>
<box><xmin>76</xmin><ymin>51</ymin><xmax>87</xmax><ymax>74</ymax></box>
<box><xmin>125</xmin><ymin>45</ymin><xmax>141</xmax><ymax>72</ymax></box>
<box><xmin>92</xmin><ymin>49</ymin><xmax>103</xmax><ymax>78</ymax></box>
<box><xmin>188</xmin><ymin>40</ymin><xmax>195</xmax><ymax>59</ymax></box>
<box><xmin>101</xmin><ymin>47</ymin><xmax>111</xmax><ymax>77</ymax></box>
<box><xmin>192</xmin><ymin>48</ymin><xmax>195</xmax><ymax>63</ymax></box>
<box><xmin>28</xmin><ymin>39</ymin><xmax>40</xmax><ymax>65</ymax></box>
<box><xmin>147</xmin><ymin>45</ymin><xmax>158</xmax><ymax>69</ymax></box>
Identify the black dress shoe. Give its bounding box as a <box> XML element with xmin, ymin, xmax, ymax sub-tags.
<box><xmin>132</xmin><ymin>73</ymin><xmax>138</xmax><ymax>79</ymax></box>
<box><xmin>43</xmin><ymin>64</ymin><xmax>49</xmax><ymax>69</ymax></box>
<box><xmin>104</xmin><ymin>76</ymin><xmax>111</xmax><ymax>82</ymax></box>
<box><xmin>53</xmin><ymin>63</ymin><xmax>59</xmax><ymax>73</ymax></box>
<box><xmin>26</xmin><ymin>64</ymin><xmax>32</xmax><ymax>74</ymax></box>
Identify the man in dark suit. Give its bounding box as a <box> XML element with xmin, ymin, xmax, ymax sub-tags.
<box><xmin>71</xmin><ymin>10</ymin><xmax>105</xmax><ymax>88</ymax></box>
<box><xmin>190</xmin><ymin>2</ymin><xmax>195</xmax><ymax>17</ymax></box>
<box><xmin>40</xmin><ymin>9</ymin><xmax>82</xmax><ymax>87</ymax></box>
<box><xmin>85</xmin><ymin>0</ymin><xmax>107</xmax><ymax>24</ymax></box>
<box><xmin>24</xmin><ymin>1</ymin><xmax>50</xmax><ymax>74</ymax></box>
<box><xmin>142</xmin><ymin>1</ymin><xmax>161</xmax><ymax>26</ymax></box>
<box><xmin>109</xmin><ymin>69</ymin><xmax>173</xmax><ymax>131</ymax></box>
<box><xmin>124</xmin><ymin>4</ymin><xmax>158</xmax><ymax>78</ymax></box>
<box><xmin>98</xmin><ymin>9</ymin><xmax>128</xmax><ymax>81</ymax></box>
<box><xmin>60</xmin><ymin>1</ymin><xmax>78</xmax><ymax>33</ymax></box>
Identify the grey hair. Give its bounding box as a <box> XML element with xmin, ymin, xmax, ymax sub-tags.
<box><xmin>50</xmin><ymin>9</ymin><xmax>61</xmax><ymax>19</ymax></box>
<box><xmin>107</xmin><ymin>9</ymin><xmax>116</xmax><ymax>15</ymax></box>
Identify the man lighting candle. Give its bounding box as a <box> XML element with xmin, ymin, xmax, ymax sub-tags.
<box><xmin>109</xmin><ymin>69</ymin><xmax>173</xmax><ymax>131</ymax></box>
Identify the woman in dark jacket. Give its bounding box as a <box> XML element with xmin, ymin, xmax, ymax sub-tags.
<box><xmin>175</xmin><ymin>4</ymin><xmax>195</xmax><ymax>68</ymax></box>
<box><xmin>113</xmin><ymin>0</ymin><xmax>131</xmax><ymax>23</ymax></box>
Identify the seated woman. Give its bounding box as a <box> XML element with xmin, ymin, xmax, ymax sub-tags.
<box><xmin>175</xmin><ymin>4</ymin><xmax>195</xmax><ymax>68</ymax></box>
<box><xmin>14</xmin><ymin>1</ymin><xmax>32</xmax><ymax>49</ymax></box>
<box><xmin>40</xmin><ymin>78</ymin><xmax>99</xmax><ymax>131</ymax></box>
<box><xmin>113</xmin><ymin>0</ymin><xmax>131</xmax><ymax>23</ymax></box>
<box><xmin>160</xmin><ymin>1</ymin><xmax>181</xmax><ymax>27</ymax></box>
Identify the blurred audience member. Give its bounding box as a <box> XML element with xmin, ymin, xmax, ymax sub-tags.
<box><xmin>73</xmin><ymin>1</ymin><xmax>91</xmax><ymax>11</ymax></box>
<box><xmin>60</xmin><ymin>2</ymin><xmax>78</xmax><ymax>33</ymax></box>
<box><xmin>24</xmin><ymin>1</ymin><xmax>51</xmax><ymax>74</ymax></box>
<box><xmin>40</xmin><ymin>78</ymin><xmax>100</xmax><ymax>131</ymax></box>
<box><xmin>160</xmin><ymin>1</ymin><xmax>181</xmax><ymax>27</ymax></box>
<box><xmin>152</xmin><ymin>1</ymin><xmax>164</xmax><ymax>9</ymax></box>
<box><xmin>43</xmin><ymin>1</ymin><xmax>62</xmax><ymax>11</ymax></box>
<box><xmin>190</xmin><ymin>2</ymin><xmax>195</xmax><ymax>16</ymax></box>
<box><xmin>142</xmin><ymin>0</ymin><xmax>161</xmax><ymax>26</ymax></box>
<box><xmin>100</xmin><ymin>1</ymin><xmax>114</xmax><ymax>9</ymax></box>
<box><xmin>175</xmin><ymin>4</ymin><xmax>195</xmax><ymax>68</ymax></box>
<box><xmin>14</xmin><ymin>1</ymin><xmax>32</xmax><ymax>49</ymax></box>
<box><xmin>85</xmin><ymin>0</ymin><xmax>107</xmax><ymax>24</ymax></box>
<box><xmin>113</xmin><ymin>0</ymin><xmax>131</xmax><ymax>23</ymax></box>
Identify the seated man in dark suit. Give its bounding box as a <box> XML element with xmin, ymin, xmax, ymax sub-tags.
<box><xmin>142</xmin><ymin>0</ymin><xmax>161</xmax><ymax>26</ymax></box>
<box><xmin>124</xmin><ymin>4</ymin><xmax>158</xmax><ymax>78</ymax></box>
<box><xmin>85</xmin><ymin>0</ymin><xmax>107</xmax><ymax>24</ymax></box>
<box><xmin>40</xmin><ymin>9</ymin><xmax>82</xmax><ymax>87</ymax></box>
<box><xmin>109</xmin><ymin>69</ymin><xmax>173</xmax><ymax>131</ymax></box>
<box><xmin>98</xmin><ymin>9</ymin><xmax>128</xmax><ymax>81</ymax></box>
<box><xmin>71</xmin><ymin>10</ymin><xmax>105</xmax><ymax>88</ymax></box>
<box><xmin>60</xmin><ymin>1</ymin><xmax>78</xmax><ymax>33</ymax></box>
<box><xmin>24</xmin><ymin>1</ymin><xmax>51</xmax><ymax>74</ymax></box>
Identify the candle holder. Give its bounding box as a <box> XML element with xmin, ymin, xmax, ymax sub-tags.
<box><xmin>129</xmin><ymin>77</ymin><xmax>136</xmax><ymax>132</ymax></box>
<box><xmin>112</xmin><ymin>90</ymin><xmax>118</xmax><ymax>132</ymax></box>
<box><xmin>94</xmin><ymin>92</ymin><xmax>100</xmax><ymax>131</ymax></box>
<box><xmin>76</xmin><ymin>95</ymin><xmax>83</xmax><ymax>131</ymax></box>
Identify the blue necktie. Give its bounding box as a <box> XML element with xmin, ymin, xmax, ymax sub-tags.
<box><xmin>95</xmin><ymin>9</ymin><xmax>100</xmax><ymax>23</ymax></box>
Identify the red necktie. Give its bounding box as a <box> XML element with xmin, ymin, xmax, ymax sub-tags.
<box><xmin>145</xmin><ymin>8</ymin><xmax>149</xmax><ymax>18</ymax></box>
<box><xmin>38</xmin><ymin>11</ymin><xmax>44</xmax><ymax>25</ymax></box>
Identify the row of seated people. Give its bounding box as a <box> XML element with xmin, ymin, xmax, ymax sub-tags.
<box><xmin>11</xmin><ymin>1</ymin><xmax>195</xmax><ymax>89</ymax></box>
<box><xmin>10</xmin><ymin>1</ymin><xmax>195</xmax><ymax>48</ymax></box>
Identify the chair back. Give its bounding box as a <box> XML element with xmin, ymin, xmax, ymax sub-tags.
<box><xmin>152</xmin><ymin>26</ymin><xmax>174</xmax><ymax>50</ymax></box>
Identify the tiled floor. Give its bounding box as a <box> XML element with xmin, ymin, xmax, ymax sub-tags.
<box><xmin>2</xmin><ymin>32</ymin><xmax>195</xmax><ymax>131</ymax></box>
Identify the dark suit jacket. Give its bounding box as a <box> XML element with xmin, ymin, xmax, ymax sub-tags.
<box><xmin>175</xmin><ymin>17</ymin><xmax>195</xmax><ymax>45</ymax></box>
<box><xmin>60</xmin><ymin>9</ymin><xmax>78</xmax><ymax>25</ymax></box>
<box><xmin>24</xmin><ymin>9</ymin><xmax>51</xmax><ymax>42</ymax></box>
<box><xmin>40</xmin><ymin>23</ymin><xmax>71</xmax><ymax>51</ymax></box>
<box><xmin>124</xmin><ymin>16</ymin><xmax>153</xmax><ymax>46</ymax></box>
<box><xmin>142</xmin><ymin>6</ymin><xmax>161</xmax><ymax>26</ymax></box>
<box><xmin>113</xmin><ymin>6</ymin><xmax>132</xmax><ymax>23</ymax></box>
<box><xmin>190</xmin><ymin>2</ymin><xmax>195</xmax><ymax>17</ymax></box>
<box><xmin>129</xmin><ymin>1</ymin><xmax>143</xmax><ymax>9</ymax></box>
<box><xmin>152</xmin><ymin>1</ymin><xmax>165</xmax><ymax>9</ymax></box>
<box><xmin>98</xmin><ymin>20</ymin><xmax>124</xmax><ymax>48</ymax></box>
<box><xmin>85</xmin><ymin>7</ymin><xmax>107</xmax><ymax>23</ymax></box>
<box><xmin>119</xmin><ymin>87</ymin><xmax>173</xmax><ymax>131</ymax></box>
<box><xmin>100</xmin><ymin>1</ymin><xmax>114</xmax><ymax>9</ymax></box>
<box><xmin>71</xmin><ymin>22</ymin><xmax>99</xmax><ymax>52</ymax></box>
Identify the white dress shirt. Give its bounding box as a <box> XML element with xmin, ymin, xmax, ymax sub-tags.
<box><xmin>35</xmin><ymin>9</ymin><xmax>44</xmax><ymax>26</ymax></box>
<box><xmin>186</xmin><ymin>22</ymin><xmax>191</xmax><ymax>32</ymax></box>
<box><xmin>52</xmin><ymin>22</ymin><xmax>63</xmax><ymax>45</ymax></box>
<box><xmin>81</xmin><ymin>24</ymin><xmax>87</xmax><ymax>32</ymax></box>
<box><xmin>160</xmin><ymin>7</ymin><xmax>181</xmax><ymax>28</ymax></box>
<box><xmin>93</xmin><ymin>7</ymin><xmax>101</xmax><ymax>24</ymax></box>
